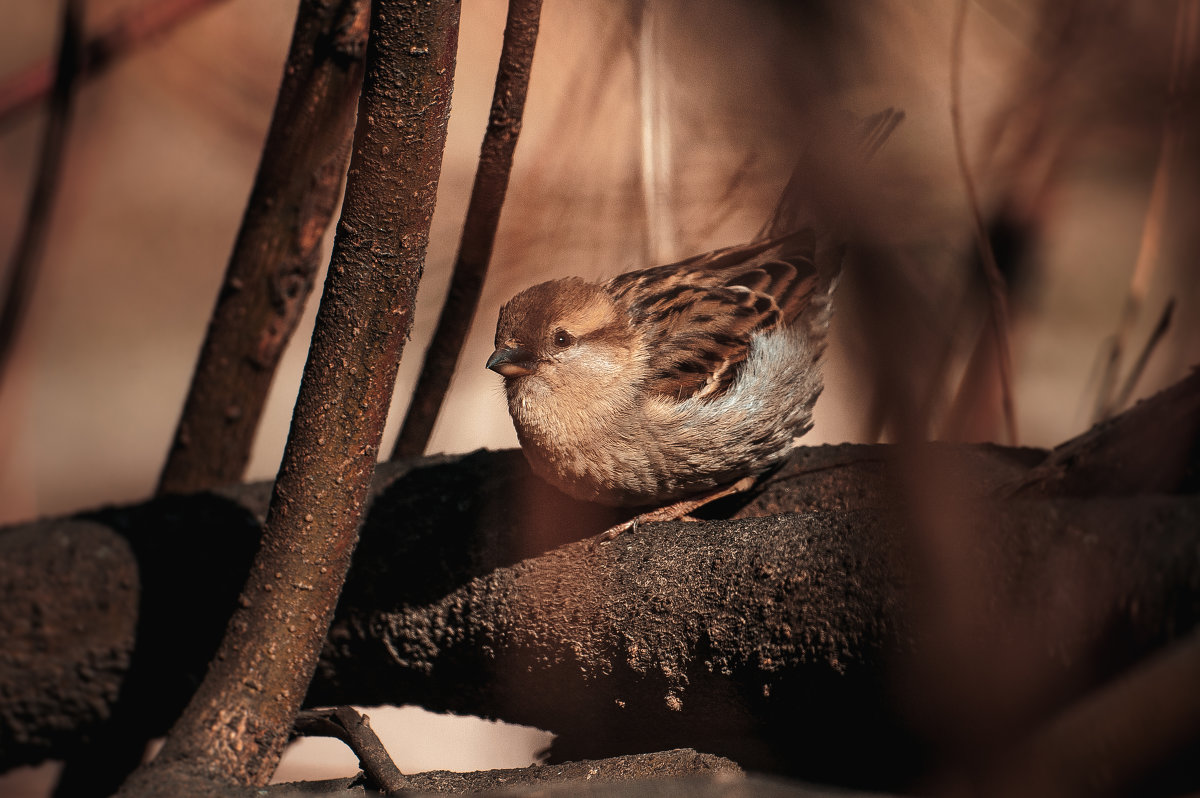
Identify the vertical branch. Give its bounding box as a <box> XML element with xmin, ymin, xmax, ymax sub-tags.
<box><xmin>118</xmin><ymin>0</ymin><xmax>461</xmax><ymax>791</ymax></box>
<box><xmin>392</xmin><ymin>0</ymin><xmax>543</xmax><ymax>458</ymax></box>
<box><xmin>1113</xmin><ymin>298</ymin><xmax>1176</xmax><ymax>413</ymax></box>
<box><xmin>54</xmin><ymin>3</ymin><xmax>368</xmax><ymax>794</ymax></box>
<box><xmin>0</xmin><ymin>0</ymin><xmax>84</xmax><ymax>389</ymax></box>
<box><xmin>0</xmin><ymin>0</ymin><xmax>230</xmax><ymax>128</ymax></box>
<box><xmin>157</xmin><ymin>0</ymin><xmax>370</xmax><ymax>495</ymax></box>
<box><xmin>949</xmin><ymin>0</ymin><xmax>1019</xmax><ymax>445</ymax></box>
<box><xmin>1093</xmin><ymin>0</ymin><xmax>1196</xmax><ymax>422</ymax></box>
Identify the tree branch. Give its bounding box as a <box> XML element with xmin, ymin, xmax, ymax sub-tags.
<box><xmin>949</xmin><ymin>0</ymin><xmax>1018</xmax><ymax>445</ymax></box>
<box><xmin>2</xmin><ymin>368</ymin><xmax>1197</xmax><ymax>793</ymax></box>
<box><xmin>292</xmin><ymin>707</ymin><xmax>407</xmax><ymax>794</ymax></box>
<box><xmin>119</xmin><ymin>0</ymin><xmax>461</xmax><ymax>791</ymax></box>
<box><xmin>393</xmin><ymin>0</ymin><xmax>543</xmax><ymax>458</ymax></box>
<box><xmin>0</xmin><ymin>0</ymin><xmax>84</xmax><ymax>390</ymax></box>
<box><xmin>157</xmin><ymin>0</ymin><xmax>369</xmax><ymax>495</ymax></box>
<box><xmin>0</xmin><ymin>0</ymin><xmax>229</xmax><ymax>129</ymax></box>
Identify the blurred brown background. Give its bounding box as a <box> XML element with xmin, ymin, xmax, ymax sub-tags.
<box><xmin>1</xmin><ymin>0</ymin><xmax>1197</xmax><ymax>792</ymax></box>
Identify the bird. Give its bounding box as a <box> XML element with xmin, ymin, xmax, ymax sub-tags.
<box><xmin>486</xmin><ymin>228</ymin><xmax>835</xmax><ymax>539</ymax></box>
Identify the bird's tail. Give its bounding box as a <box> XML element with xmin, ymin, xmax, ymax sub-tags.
<box><xmin>760</xmin><ymin>107</ymin><xmax>905</xmax><ymax>241</ymax></box>
<box><xmin>760</xmin><ymin>107</ymin><xmax>905</xmax><ymax>295</ymax></box>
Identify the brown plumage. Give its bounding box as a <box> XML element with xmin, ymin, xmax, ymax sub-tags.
<box><xmin>606</xmin><ymin>229</ymin><xmax>819</xmax><ymax>401</ymax></box>
<box><xmin>487</xmin><ymin>230</ymin><xmax>832</xmax><ymax>509</ymax></box>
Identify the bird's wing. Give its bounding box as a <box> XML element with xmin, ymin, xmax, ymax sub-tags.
<box><xmin>606</xmin><ymin>230</ymin><xmax>819</xmax><ymax>401</ymax></box>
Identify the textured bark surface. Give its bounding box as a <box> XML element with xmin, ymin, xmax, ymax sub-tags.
<box><xmin>269</xmin><ymin>749</ymin><xmax>743</xmax><ymax>797</ymax></box>
<box><xmin>2</xmin><ymin>450</ymin><xmax>1197</xmax><ymax>788</ymax></box>
<box><xmin>393</xmin><ymin>0</ymin><xmax>543</xmax><ymax>457</ymax></box>
<box><xmin>0</xmin><ymin>520</ymin><xmax>138</xmax><ymax>764</ymax></box>
<box><xmin>58</xmin><ymin>7</ymin><xmax>368</xmax><ymax>794</ymax></box>
<box><xmin>315</xmin><ymin>485</ymin><xmax>1200</xmax><ymax>786</ymax></box>
<box><xmin>119</xmin><ymin>0</ymin><xmax>462</xmax><ymax>791</ymax></box>
<box><xmin>157</xmin><ymin>0</ymin><xmax>369</xmax><ymax>495</ymax></box>
<box><xmin>45</xmin><ymin>750</ymin><xmax>750</xmax><ymax>798</ymax></box>
<box><xmin>1</xmin><ymin>371</ymin><xmax>1197</xmax><ymax>792</ymax></box>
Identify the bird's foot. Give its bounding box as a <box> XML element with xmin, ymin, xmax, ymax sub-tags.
<box><xmin>592</xmin><ymin>476</ymin><xmax>757</xmax><ymax>545</ymax></box>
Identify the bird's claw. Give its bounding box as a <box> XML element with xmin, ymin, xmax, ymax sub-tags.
<box><xmin>594</xmin><ymin>516</ymin><xmax>640</xmax><ymax>545</ymax></box>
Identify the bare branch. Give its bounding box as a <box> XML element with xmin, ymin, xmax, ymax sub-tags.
<box><xmin>50</xmin><ymin>5</ymin><xmax>369</xmax><ymax>793</ymax></box>
<box><xmin>393</xmin><ymin>0</ymin><xmax>543</xmax><ymax>458</ymax></box>
<box><xmin>0</xmin><ymin>0</ymin><xmax>229</xmax><ymax>129</ymax></box>
<box><xmin>1112</xmin><ymin>297</ymin><xmax>1176</xmax><ymax>413</ymax></box>
<box><xmin>0</xmin><ymin>0</ymin><xmax>84</xmax><ymax>390</ymax></box>
<box><xmin>118</xmin><ymin>0</ymin><xmax>462</xmax><ymax>791</ymax></box>
<box><xmin>292</xmin><ymin>707</ymin><xmax>408</xmax><ymax>794</ymax></box>
<box><xmin>157</xmin><ymin>0</ymin><xmax>369</xmax><ymax>495</ymax></box>
<box><xmin>1093</xmin><ymin>0</ymin><xmax>1196</xmax><ymax>422</ymax></box>
<box><xmin>949</xmin><ymin>0</ymin><xmax>1019</xmax><ymax>445</ymax></box>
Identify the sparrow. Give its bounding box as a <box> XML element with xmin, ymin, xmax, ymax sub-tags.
<box><xmin>486</xmin><ymin>229</ymin><xmax>833</xmax><ymax>535</ymax></box>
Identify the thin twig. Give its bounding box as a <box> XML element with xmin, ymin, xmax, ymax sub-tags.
<box><xmin>1092</xmin><ymin>0</ymin><xmax>1196</xmax><ymax>422</ymax></box>
<box><xmin>157</xmin><ymin>0</ymin><xmax>369</xmax><ymax>495</ymax></box>
<box><xmin>1113</xmin><ymin>298</ymin><xmax>1175</xmax><ymax>413</ymax></box>
<box><xmin>0</xmin><ymin>0</ymin><xmax>84</xmax><ymax>389</ymax></box>
<box><xmin>858</xmin><ymin>108</ymin><xmax>905</xmax><ymax>160</ymax></box>
<box><xmin>949</xmin><ymin>0</ymin><xmax>1019</xmax><ymax>445</ymax></box>
<box><xmin>0</xmin><ymin>0</ymin><xmax>229</xmax><ymax>129</ymax></box>
<box><xmin>392</xmin><ymin>0</ymin><xmax>543</xmax><ymax>459</ymax></box>
<box><xmin>294</xmin><ymin>707</ymin><xmax>408</xmax><ymax>794</ymax></box>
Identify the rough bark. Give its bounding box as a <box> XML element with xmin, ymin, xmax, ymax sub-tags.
<box><xmin>292</xmin><ymin>707</ymin><xmax>407</xmax><ymax>794</ymax></box>
<box><xmin>393</xmin><ymin>0</ymin><xmax>542</xmax><ymax>458</ymax></box>
<box><xmin>119</xmin><ymin>0</ymin><xmax>461</xmax><ymax>791</ymax></box>
<box><xmin>45</xmin><ymin>750</ymin><xmax>750</xmax><ymax>798</ymax></box>
<box><xmin>157</xmin><ymin>0</ymin><xmax>369</xmax><ymax>495</ymax></box>
<box><xmin>1</xmin><ymin>371</ymin><xmax>1197</xmax><ymax>792</ymax></box>
<box><xmin>0</xmin><ymin>456</ymin><xmax>1196</xmax><ymax>788</ymax></box>
<box><xmin>55</xmin><ymin>7</ymin><xmax>368</xmax><ymax>795</ymax></box>
<box><xmin>314</xmin><ymin>490</ymin><xmax>1200</xmax><ymax>788</ymax></box>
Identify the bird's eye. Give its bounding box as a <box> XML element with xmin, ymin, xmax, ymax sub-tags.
<box><xmin>552</xmin><ymin>328</ymin><xmax>575</xmax><ymax>348</ymax></box>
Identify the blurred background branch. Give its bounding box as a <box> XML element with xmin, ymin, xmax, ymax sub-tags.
<box><xmin>0</xmin><ymin>0</ymin><xmax>230</xmax><ymax>129</ymax></box>
<box><xmin>0</xmin><ymin>0</ymin><xmax>83</xmax><ymax>395</ymax></box>
<box><xmin>1092</xmin><ymin>0</ymin><xmax>1197</xmax><ymax>423</ymax></box>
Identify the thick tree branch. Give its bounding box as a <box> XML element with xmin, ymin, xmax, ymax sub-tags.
<box><xmin>43</xmin><ymin>750</ymin><xmax>748</xmax><ymax>798</ymax></box>
<box><xmin>157</xmin><ymin>0</ymin><xmax>369</xmax><ymax>495</ymax></box>
<box><xmin>2</xmin><ymin>369</ymin><xmax>1198</xmax><ymax>793</ymax></box>
<box><xmin>71</xmin><ymin>0</ymin><xmax>371</xmax><ymax>780</ymax></box>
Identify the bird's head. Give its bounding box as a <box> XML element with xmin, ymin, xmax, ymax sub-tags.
<box><xmin>487</xmin><ymin>278</ymin><xmax>636</xmax><ymax>396</ymax></box>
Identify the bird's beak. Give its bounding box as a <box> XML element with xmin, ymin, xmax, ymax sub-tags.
<box><xmin>486</xmin><ymin>345</ymin><xmax>537</xmax><ymax>377</ymax></box>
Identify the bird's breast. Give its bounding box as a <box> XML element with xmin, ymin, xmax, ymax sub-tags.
<box><xmin>508</xmin><ymin>385</ymin><xmax>651</xmax><ymax>505</ymax></box>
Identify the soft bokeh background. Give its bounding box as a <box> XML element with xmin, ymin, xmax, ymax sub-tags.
<box><xmin>2</xmin><ymin>0</ymin><xmax>1197</xmax><ymax>794</ymax></box>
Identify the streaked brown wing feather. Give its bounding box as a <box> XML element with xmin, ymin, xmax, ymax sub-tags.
<box><xmin>606</xmin><ymin>230</ymin><xmax>819</xmax><ymax>400</ymax></box>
